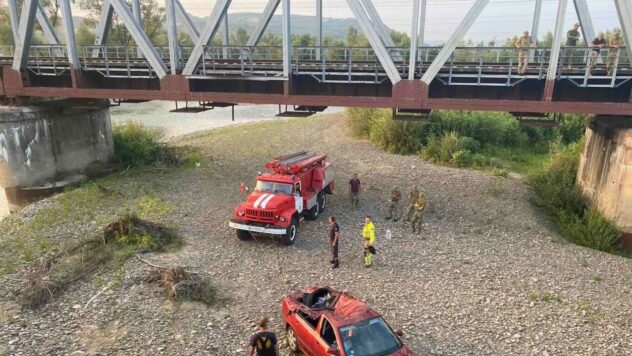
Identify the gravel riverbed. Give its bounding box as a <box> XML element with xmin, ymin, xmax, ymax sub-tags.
<box><xmin>0</xmin><ymin>114</ymin><xmax>630</xmax><ymax>355</ymax></box>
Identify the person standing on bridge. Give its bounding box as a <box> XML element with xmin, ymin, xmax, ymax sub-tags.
<box><xmin>588</xmin><ymin>33</ymin><xmax>607</xmax><ymax>73</ymax></box>
<box><xmin>607</xmin><ymin>29</ymin><xmax>623</xmax><ymax>76</ymax></box>
<box><xmin>515</xmin><ymin>30</ymin><xmax>535</xmax><ymax>75</ymax></box>
<box><xmin>565</xmin><ymin>23</ymin><xmax>581</xmax><ymax>69</ymax></box>
<box><xmin>349</xmin><ymin>174</ymin><xmax>361</xmax><ymax>209</ymax></box>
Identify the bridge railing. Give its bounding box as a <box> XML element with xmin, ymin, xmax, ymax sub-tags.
<box><xmin>2</xmin><ymin>44</ymin><xmax>629</xmax><ymax>88</ymax></box>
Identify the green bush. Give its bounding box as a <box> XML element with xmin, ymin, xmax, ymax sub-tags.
<box><xmin>558</xmin><ymin>209</ymin><xmax>621</xmax><ymax>253</ymax></box>
<box><xmin>528</xmin><ymin>140</ymin><xmax>585</xmax><ymax>217</ymax></box>
<box><xmin>528</xmin><ymin>139</ymin><xmax>623</xmax><ymax>254</ymax></box>
<box><xmin>112</xmin><ymin>122</ymin><xmax>180</xmax><ymax>168</ymax></box>
<box><xmin>452</xmin><ymin>150</ymin><xmax>473</xmax><ymax>167</ymax></box>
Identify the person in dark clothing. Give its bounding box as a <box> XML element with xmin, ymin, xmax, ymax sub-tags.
<box><xmin>329</xmin><ymin>216</ymin><xmax>340</xmax><ymax>269</ymax></box>
<box><xmin>588</xmin><ymin>33</ymin><xmax>607</xmax><ymax>72</ymax></box>
<box><xmin>349</xmin><ymin>174</ymin><xmax>361</xmax><ymax>209</ymax></box>
<box><xmin>248</xmin><ymin>317</ymin><xmax>278</xmax><ymax>356</ymax></box>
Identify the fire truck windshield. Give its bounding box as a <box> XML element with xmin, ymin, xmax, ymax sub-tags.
<box><xmin>255</xmin><ymin>181</ymin><xmax>293</xmax><ymax>195</ymax></box>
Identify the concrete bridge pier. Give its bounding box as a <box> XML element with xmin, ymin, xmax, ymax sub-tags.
<box><xmin>0</xmin><ymin>100</ymin><xmax>114</xmax><ymax>212</ymax></box>
<box><xmin>577</xmin><ymin>116</ymin><xmax>632</xmax><ymax>250</ymax></box>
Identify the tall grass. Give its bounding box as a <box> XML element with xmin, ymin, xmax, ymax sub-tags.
<box><xmin>112</xmin><ymin>122</ymin><xmax>180</xmax><ymax>168</ymax></box>
<box><xmin>528</xmin><ymin>140</ymin><xmax>622</xmax><ymax>253</ymax></box>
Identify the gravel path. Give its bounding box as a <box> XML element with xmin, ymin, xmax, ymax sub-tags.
<box><xmin>1</xmin><ymin>114</ymin><xmax>631</xmax><ymax>355</ymax></box>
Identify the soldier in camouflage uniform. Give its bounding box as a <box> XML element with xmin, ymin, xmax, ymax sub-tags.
<box><xmin>515</xmin><ymin>30</ymin><xmax>535</xmax><ymax>75</ymax></box>
<box><xmin>385</xmin><ymin>187</ymin><xmax>402</xmax><ymax>221</ymax></box>
<box><xmin>607</xmin><ymin>30</ymin><xmax>622</xmax><ymax>76</ymax></box>
<box><xmin>410</xmin><ymin>193</ymin><xmax>426</xmax><ymax>235</ymax></box>
<box><xmin>404</xmin><ymin>187</ymin><xmax>420</xmax><ymax>222</ymax></box>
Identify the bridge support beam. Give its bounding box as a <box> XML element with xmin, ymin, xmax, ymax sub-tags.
<box><xmin>573</xmin><ymin>0</ymin><xmax>595</xmax><ymax>45</ymax></box>
<box><xmin>0</xmin><ymin>100</ymin><xmax>114</xmax><ymax>212</ymax></box>
<box><xmin>93</xmin><ymin>0</ymin><xmax>114</xmax><ymax>57</ymax></box>
<box><xmin>109</xmin><ymin>0</ymin><xmax>168</xmax><ymax>78</ymax></box>
<box><xmin>246</xmin><ymin>0</ymin><xmax>281</xmax><ymax>47</ymax></box>
<box><xmin>222</xmin><ymin>13</ymin><xmax>229</xmax><ymax>59</ymax></box>
<box><xmin>12</xmin><ymin>0</ymin><xmax>38</xmax><ymax>71</ymax></box>
<box><xmin>421</xmin><ymin>0</ymin><xmax>489</xmax><ymax>85</ymax></box>
<box><xmin>131</xmin><ymin>0</ymin><xmax>144</xmax><ymax>58</ymax></box>
<box><xmin>60</xmin><ymin>0</ymin><xmax>80</xmax><ymax>72</ymax></box>
<box><xmin>346</xmin><ymin>0</ymin><xmax>401</xmax><ymax>84</ymax></box>
<box><xmin>529</xmin><ymin>0</ymin><xmax>542</xmax><ymax>61</ymax></box>
<box><xmin>166</xmin><ymin>0</ymin><xmax>179</xmax><ymax>74</ymax></box>
<box><xmin>408</xmin><ymin>0</ymin><xmax>421</xmax><ymax>80</ymax></box>
<box><xmin>183</xmin><ymin>0</ymin><xmax>232</xmax><ymax>76</ymax></box>
<box><xmin>175</xmin><ymin>0</ymin><xmax>200</xmax><ymax>42</ymax></box>
<box><xmin>577</xmin><ymin>117</ymin><xmax>632</xmax><ymax>252</ymax></box>
<box><xmin>7</xmin><ymin>0</ymin><xmax>19</xmax><ymax>44</ymax></box>
<box><xmin>36</xmin><ymin>3</ymin><xmax>60</xmax><ymax>45</ymax></box>
<box><xmin>282</xmin><ymin>0</ymin><xmax>291</xmax><ymax>81</ymax></box>
<box><xmin>419</xmin><ymin>0</ymin><xmax>427</xmax><ymax>46</ymax></box>
<box><xmin>316</xmin><ymin>0</ymin><xmax>323</xmax><ymax>60</ymax></box>
<box><xmin>359</xmin><ymin>0</ymin><xmax>402</xmax><ymax>61</ymax></box>
<box><xmin>615</xmin><ymin>0</ymin><xmax>632</xmax><ymax>74</ymax></box>
<box><xmin>544</xmin><ymin>0</ymin><xmax>568</xmax><ymax>102</ymax></box>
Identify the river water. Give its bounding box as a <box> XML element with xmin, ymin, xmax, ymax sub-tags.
<box><xmin>0</xmin><ymin>102</ymin><xmax>342</xmax><ymax>219</ymax></box>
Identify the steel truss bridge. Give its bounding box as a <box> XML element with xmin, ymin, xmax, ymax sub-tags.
<box><xmin>1</xmin><ymin>0</ymin><xmax>632</xmax><ymax>116</ymax></box>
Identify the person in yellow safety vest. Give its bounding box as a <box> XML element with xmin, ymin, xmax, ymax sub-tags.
<box><xmin>362</xmin><ymin>216</ymin><xmax>376</xmax><ymax>268</ymax></box>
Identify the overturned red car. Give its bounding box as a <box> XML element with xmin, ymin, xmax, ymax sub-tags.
<box><xmin>281</xmin><ymin>286</ymin><xmax>414</xmax><ymax>356</ymax></box>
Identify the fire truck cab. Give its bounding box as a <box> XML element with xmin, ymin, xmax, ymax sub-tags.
<box><xmin>229</xmin><ymin>152</ymin><xmax>335</xmax><ymax>245</ymax></box>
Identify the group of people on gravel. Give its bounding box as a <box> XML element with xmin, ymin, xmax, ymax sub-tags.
<box><xmin>327</xmin><ymin>174</ymin><xmax>427</xmax><ymax>270</ymax></box>
<box><xmin>247</xmin><ymin>174</ymin><xmax>428</xmax><ymax>356</ymax></box>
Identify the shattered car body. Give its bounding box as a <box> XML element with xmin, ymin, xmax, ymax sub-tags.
<box><xmin>281</xmin><ymin>286</ymin><xmax>414</xmax><ymax>356</ymax></box>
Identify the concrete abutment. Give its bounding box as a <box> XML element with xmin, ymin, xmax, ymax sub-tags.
<box><xmin>577</xmin><ymin>116</ymin><xmax>632</xmax><ymax>250</ymax></box>
<box><xmin>0</xmin><ymin>100</ymin><xmax>113</xmax><ymax>212</ymax></box>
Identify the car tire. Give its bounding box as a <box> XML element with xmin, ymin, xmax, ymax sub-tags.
<box><xmin>317</xmin><ymin>192</ymin><xmax>326</xmax><ymax>214</ymax></box>
<box><xmin>281</xmin><ymin>218</ymin><xmax>298</xmax><ymax>246</ymax></box>
<box><xmin>236</xmin><ymin>229</ymin><xmax>252</xmax><ymax>241</ymax></box>
<box><xmin>286</xmin><ymin>325</ymin><xmax>299</xmax><ymax>353</ymax></box>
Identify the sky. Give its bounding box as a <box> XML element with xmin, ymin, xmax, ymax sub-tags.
<box><xmin>165</xmin><ymin>0</ymin><xmax>622</xmax><ymax>42</ymax></box>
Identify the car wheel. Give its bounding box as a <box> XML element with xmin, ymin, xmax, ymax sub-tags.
<box><xmin>317</xmin><ymin>193</ymin><xmax>326</xmax><ymax>214</ymax></box>
<box><xmin>286</xmin><ymin>326</ymin><xmax>299</xmax><ymax>353</ymax></box>
<box><xmin>281</xmin><ymin>218</ymin><xmax>298</xmax><ymax>246</ymax></box>
<box><xmin>236</xmin><ymin>229</ymin><xmax>252</xmax><ymax>241</ymax></box>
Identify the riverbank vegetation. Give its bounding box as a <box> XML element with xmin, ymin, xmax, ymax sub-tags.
<box><xmin>347</xmin><ymin>108</ymin><xmax>625</xmax><ymax>255</ymax></box>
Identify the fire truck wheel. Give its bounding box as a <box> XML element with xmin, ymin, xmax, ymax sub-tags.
<box><xmin>281</xmin><ymin>218</ymin><xmax>298</xmax><ymax>246</ymax></box>
<box><xmin>304</xmin><ymin>204</ymin><xmax>319</xmax><ymax>221</ymax></box>
<box><xmin>317</xmin><ymin>193</ymin><xmax>326</xmax><ymax>214</ymax></box>
<box><xmin>236</xmin><ymin>229</ymin><xmax>253</xmax><ymax>241</ymax></box>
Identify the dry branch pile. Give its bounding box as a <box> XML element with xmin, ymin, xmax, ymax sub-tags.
<box><xmin>145</xmin><ymin>267</ymin><xmax>216</xmax><ymax>305</ymax></box>
<box><xmin>19</xmin><ymin>214</ymin><xmax>177</xmax><ymax>309</ymax></box>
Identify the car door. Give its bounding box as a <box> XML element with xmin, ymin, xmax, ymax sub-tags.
<box><xmin>288</xmin><ymin>311</ymin><xmax>321</xmax><ymax>356</ymax></box>
<box><xmin>313</xmin><ymin>317</ymin><xmax>342</xmax><ymax>356</ymax></box>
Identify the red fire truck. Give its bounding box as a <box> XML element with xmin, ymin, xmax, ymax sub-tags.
<box><xmin>229</xmin><ymin>152</ymin><xmax>335</xmax><ymax>245</ymax></box>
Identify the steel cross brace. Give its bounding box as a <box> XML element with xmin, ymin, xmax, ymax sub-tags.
<box><xmin>182</xmin><ymin>0</ymin><xmax>232</xmax><ymax>75</ymax></box>
<box><xmin>421</xmin><ymin>0</ymin><xmax>489</xmax><ymax>85</ymax></box>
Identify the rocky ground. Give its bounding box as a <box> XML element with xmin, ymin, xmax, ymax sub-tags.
<box><xmin>0</xmin><ymin>114</ymin><xmax>631</xmax><ymax>355</ymax></box>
